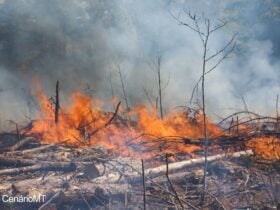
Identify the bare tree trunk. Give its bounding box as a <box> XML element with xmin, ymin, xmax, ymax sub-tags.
<box><xmin>55</xmin><ymin>81</ymin><xmax>60</xmax><ymax>124</ymax></box>
<box><xmin>276</xmin><ymin>94</ymin><xmax>279</xmax><ymax>132</ymax></box>
<box><xmin>157</xmin><ymin>56</ymin><xmax>163</xmax><ymax>119</ymax></box>
<box><xmin>156</xmin><ymin>97</ymin><xmax>159</xmax><ymax>111</ymax></box>
<box><xmin>141</xmin><ymin>159</ymin><xmax>146</xmax><ymax>210</ymax></box>
<box><xmin>143</xmin><ymin>88</ymin><xmax>156</xmax><ymax>112</ymax></box>
<box><xmin>202</xmin><ymin>21</ymin><xmax>210</xmax><ymax>200</ymax></box>
<box><xmin>236</xmin><ymin>116</ymin><xmax>239</xmax><ymax>134</ymax></box>
<box><xmin>173</xmin><ymin>13</ymin><xmax>235</xmax><ymax>205</ymax></box>
<box><xmin>109</xmin><ymin>72</ymin><xmax>115</xmax><ymax>98</ymax></box>
<box><xmin>172</xmin><ymin>12</ymin><xmax>235</xmax><ymax>206</ymax></box>
<box><xmin>118</xmin><ymin>66</ymin><xmax>129</xmax><ymax>111</ymax></box>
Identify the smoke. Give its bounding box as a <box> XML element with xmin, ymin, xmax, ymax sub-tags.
<box><xmin>0</xmin><ymin>0</ymin><xmax>279</xmax><ymax>128</ymax></box>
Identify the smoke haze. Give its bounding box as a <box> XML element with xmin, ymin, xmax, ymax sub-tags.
<box><xmin>0</xmin><ymin>0</ymin><xmax>279</xmax><ymax>129</ymax></box>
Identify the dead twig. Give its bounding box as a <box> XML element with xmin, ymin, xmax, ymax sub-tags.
<box><xmin>141</xmin><ymin>159</ymin><xmax>147</xmax><ymax>210</ymax></box>
<box><xmin>114</xmin><ymin>159</ymin><xmax>200</xmax><ymax>210</ymax></box>
<box><xmin>88</xmin><ymin>102</ymin><xmax>121</xmax><ymax>139</ymax></box>
<box><xmin>38</xmin><ymin>191</ymin><xmax>61</xmax><ymax>210</ymax></box>
<box><xmin>118</xmin><ymin>65</ymin><xmax>129</xmax><ymax>111</ymax></box>
<box><xmin>165</xmin><ymin>154</ymin><xmax>184</xmax><ymax>209</ymax></box>
<box><xmin>196</xmin><ymin>186</ymin><xmax>227</xmax><ymax>210</ymax></box>
<box><xmin>80</xmin><ymin>191</ymin><xmax>92</xmax><ymax>210</ymax></box>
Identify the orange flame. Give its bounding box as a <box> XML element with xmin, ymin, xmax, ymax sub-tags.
<box><xmin>246</xmin><ymin>137</ymin><xmax>280</xmax><ymax>160</ymax></box>
<box><xmin>28</xmin><ymin>88</ymin><xmax>222</xmax><ymax>157</ymax></box>
<box><xmin>28</xmin><ymin>83</ymin><xmax>279</xmax><ymax>159</ymax></box>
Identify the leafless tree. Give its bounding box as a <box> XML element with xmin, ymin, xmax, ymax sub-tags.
<box><xmin>109</xmin><ymin>71</ymin><xmax>115</xmax><ymax>98</ymax></box>
<box><xmin>117</xmin><ymin>65</ymin><xmax>130</xmax><ymax>111</ymax></box>
<box><xmin>157</xmin><ymin>56</ymin><xmax>164</xmax><ymax>119</ymax></box>
<box><xmin>147</xmin><ymin>56</ymin><xmax>170</xmax><ymax>119</ymax></box>
<box><xmin>173</xmin><ymin>11</ymin><xmax>236</xmax><ymax>201</ymax></box>
<box><xmin>143</xmin><ymin>87</ymin><xmax>157</xmax><ymax>112</ymax></box>
<box><xmin>55</xmin><ymin>81</ymin><xmax>60</xmax><ymax>124</ymax></box>
<box><xmin>276</xmin><ymin>94</ymin><xmax>279</xmax><ymax>132</ymax></box>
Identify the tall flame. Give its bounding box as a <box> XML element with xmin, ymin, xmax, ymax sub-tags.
<box><xmin>28</xmin><ymin>83</ymin><xmax>279</xmax><ymax>159</ymax></box>
<box><xmin>28</xmin><ymin>88</ymin><xmax>221</xmax><ymax>157</ymax></box>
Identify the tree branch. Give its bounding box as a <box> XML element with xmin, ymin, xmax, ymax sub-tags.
<box><xmin>206</xmin><ymin>42</ymin><xmax>236</xmax><ymax>74</ymax></box>
<box><xmin>206</xmin><ymin>34</ymin><xmax>236</xmax><ymax>62</ymax></box>
<box><xmin>209</xmin><ymin>21</ymin><xmax>228</xmax><ymax>34</ymax></box>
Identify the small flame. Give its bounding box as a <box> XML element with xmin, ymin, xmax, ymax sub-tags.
<box><xmin>246</xmin><ymin>137</ymin><xmax>280</xmax><ymax>160</ymax></box>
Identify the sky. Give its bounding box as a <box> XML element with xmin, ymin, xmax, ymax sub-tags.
<box><xmin>0</xmin><ymin>0</ymin><xmax>279</xmax><ymax>128</ymax></box>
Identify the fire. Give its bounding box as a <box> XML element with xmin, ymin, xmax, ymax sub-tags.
<box><xmin>246</xmin><ymin>137</ymin><xmax>280</xmax><ymax>160</ymax></box>
<box><xmin>27</xmin><ymin>83</ymin><xmax>279</xmax><ymax>159</ymax></box>
<box><xmin>28</xmin><ymin>88</ymin><xmax>222</xmax><ymax>157</ymax></box>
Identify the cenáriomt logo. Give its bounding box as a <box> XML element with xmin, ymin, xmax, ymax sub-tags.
<box><xmin>1</xmin><ymin>195</ymin><xmax>46</xmax><ymax>203</ymax></box>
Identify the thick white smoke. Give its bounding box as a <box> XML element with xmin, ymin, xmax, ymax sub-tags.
<box><xmin>0</xmin><ymin>0</ymin><xmax>279</xmax><ymax>130</ymax></box>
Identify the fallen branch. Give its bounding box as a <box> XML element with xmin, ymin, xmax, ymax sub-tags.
<box><xmin>9</xmin><ymin>137</ymin><xmax>37</xmax><ymax>151</ymax></box>
<box><xmin>141</xmin><ymin>159</ymin><xmax>146</xmax><ymax>210</ymax></box>
<box><xmin>112</xmin><ymin>159</ymin><xmax>199</xmax><ymax>210</ymax></box>
<box><xmin>6</xmin><ymin>144</ymin><xmax>56</xmax><ymax>156</ymax></box>
<box><xmin>93</xmin><ymin>150</ymin><xmax>253</xmax><ymax>184</ymax></box>
<box><xmin>38</xmin><ymin>191</ymin><xmax>62</xmax><ymax>210</ymax></box>
<box><xmin>145</xmin><ymin>150</ymin><xmax>253</xmax><ymax>178</ymax></box>
<box><xmin>0</xmin><ymin>162</ymin><xmax>76</xmax><ymax>176</ymax></box>
<box><xmin>165</xmin><ymin>154</ymin><xmax>184</xmax><ymax>209</ymax></box>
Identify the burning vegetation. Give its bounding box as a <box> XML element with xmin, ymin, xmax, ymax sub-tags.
<box><xmin>0</xmin><ymin>1</ymin><xmax>279</xmax><ymax>209</ymax></box>
<box><xmin>27</xmin><ymin>83</ymin><xmax>279</xmax><ymax>160</ymax></box>
<box><xmin>29</xmin><ymin>85</ymin><xmax>221</xmax><ymax>157</ymax></box>
<box><xmin>0</xmin><ymin>80</ymin><xmax>279</xmax><ymax>210</ymax></box>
